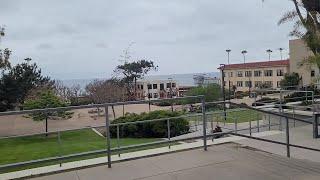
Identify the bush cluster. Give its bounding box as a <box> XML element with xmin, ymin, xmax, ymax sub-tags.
<box><xmin>110</xmin><ymin>110</ymin><xmax>190</xmax><ymax>138</ymax></box>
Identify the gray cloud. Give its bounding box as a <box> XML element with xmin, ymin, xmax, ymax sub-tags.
<box><xmin>1</xmin><ymin>0</ymin><xmax>295</xmax><ymax>79</ymax></box>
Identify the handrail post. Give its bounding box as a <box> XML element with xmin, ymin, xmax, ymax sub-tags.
<box><xmin>45</xmin><ymin>112</ymin><xmax>48</xmax><ymax>137</ymax></box>
<box><xmin>122</xmin><ymin>103</ymin><xmax>125</xmax><ymax>117</ymax></box>
<box><xmin>117</xmin><ymin>124</ymin><xmax>120</xmax><ymax>157</ymax></box>
<box><xmin>202</xmin><ymin>98</ymin><xmax>207</xmax><ymax>151</ymax></box>
<box><xmin>313</xmin><ymin>113</ymin><xmax>319</xmax><ymax>139</ymax></box>
<box><xmin>249</xmin><ymin>118</ymin><xmax>252</xmax><ymax>136</ymax></box>
<box><xmin>268</xmin><ymin>114</ymin><xmax>271</xmax><ymax>131</ymax></box>
<box><xmin>279</xmin><ymin>90</ymin><xmax>283</xmax><ymax>131</ymax></box>
<box><xmin>293</xmin><ymin>106</ymin><xmax>296</xmax><ymax>127</ymax></box>
<box><xmin>58</xmin><ymin>131</ymin><xmax>62</xmax><ymax>167</ymax></box>
<box><xmin>254</xmin><ymin>95</ymin><xmax>259</xmax><ymax>132</ymax></box>
<box><xmin>167</xmin><ymin>119</ymin><xmax>171</xmax><ymax>149</ymax></box>
<box><xmin>105</xmin><ymin>105</ymin><xmax>112</xmax><ymax>168</ymax></box>
<box><xmin>285</xmin><ymin>116</ymin><xmax>290</xmax><ymax>158</ymax></box>
<box><xmin>235</xmin><ymin>117</ymin><xmax>238</xmax><ymax>134</ymax></box>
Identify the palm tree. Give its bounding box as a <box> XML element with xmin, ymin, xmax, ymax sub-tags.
<box><xmin>275</xmin><ymin>0</ymin><xmax>320</xmax><ymax>69</ymax></box>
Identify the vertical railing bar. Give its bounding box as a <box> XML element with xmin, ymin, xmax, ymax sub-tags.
<box><xmin>293</xmin><ymin>106</ymin><xmax>296</xmax><ymax>127</ymax></box>
<box><xmin>45</xmin><ymin>112</ymin><xmax>48</xmax><ymax>137</ymax></box>
<box><xmin>268</xmin><ymin>114</ymin><xmax>271</xmax><ymax>131</ymax></box>
<box><xmin>202</xmin><ymin>98</ymin><xmax>207</xmax><ymax>151</ymax></box>
<box><xmin>122</xmin><ymin>104</ymin><xmax>125</xmax><ymax>117</ymax></box>
<box><xmin>249</xmin><ymin>115</ymin><xmax>252</xmax><ymax>136</ymax></box>
<box><xmin>254</xmin><ymin>95</ymin><xmax>259</xmax><ymax>133</ymax></box>
<box><xmin>58</xmin><ymin>131</ymin><xmax>62</xmax><ymax>167</ymax></box>
<box><xmin>167</xmin><ymin>119</ymin><xmax>171</xmax><ymax>149</ymax></box>
<box><xmin>279</xmin><ymin>90</ymin><xmax>283</xmax><ymax>131</ymax></box>
<box><xmin>235</xmin><ymin>117</ymin><xmax>238</xmax><ymax>134</ymax></box>
<box><xmin>105</xmin><ymin>105</ymin><xmax>111</xmax><ymax>168</ymax></box>
<box><xmin>286</xmin><ymin>116</ymin><xmax>290</xmax><ymax>158</ymax></box>
<box><xmin>117</xmin><ymin>124</ymin><xmax>120</xmax><ymax>157</ymax></box>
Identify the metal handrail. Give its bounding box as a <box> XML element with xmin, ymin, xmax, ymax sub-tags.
<box><xmin>1</xmin><ymin>97</ymin><xmax>320</xmax><ymax>174</ymax></box>
<box><xmin>0</xmin><ymin>95</ymin><xmax>205</xmax><ymax>116</ymax></box>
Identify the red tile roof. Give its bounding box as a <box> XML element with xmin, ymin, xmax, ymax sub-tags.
<box><xmin>218</xmin><ymin>59</ymin><xmax>289</xmax><ymax>70</ymax></box>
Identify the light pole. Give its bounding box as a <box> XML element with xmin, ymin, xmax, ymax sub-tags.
<box><xmin>226</xmin><ymin>49</ymin><xmax>231</xmax><ymax>101</ymax></box>
<box><xmin>220</xmin><ymin>64</ymin><xmax>227</xmax><ymax>122</ymax></box>
<box><xmin>0</xmin><ymin>26</ymin><xmax>5</xmax><ymax>43</ymax></box>
<box><xmin>241</xmin><ymin>50</ymin><xmax>247</xmax><ymax>64</ymax></box>
<box><xmin>226</xmin><ymin>49</ymin><xmax>231</xmax><ymax>64</ymax></box>
<box><xmin>266</xmin><ymin>49</ymin><xmax>273</xmax><ymax>61</ymax></box>
<box><xmin>278</xmin><ymin>48</ymin><xmax>284</xmax><ymax>60</ymax></box>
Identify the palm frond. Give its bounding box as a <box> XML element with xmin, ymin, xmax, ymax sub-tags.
<box><xmin>278</xmin><ymin>10</ymin><xmax>298</xmax><ymax>25</ymax></box>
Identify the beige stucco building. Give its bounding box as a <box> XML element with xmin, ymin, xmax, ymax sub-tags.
<box><xmin>219</xmin><ymin>60</ymin><xmax>290</xmax><ymax>92</ymax></box>
<box><xmin>289</xmin><ymin>39</ymin><xmax>318</xmax><ymax>86</ymax></box>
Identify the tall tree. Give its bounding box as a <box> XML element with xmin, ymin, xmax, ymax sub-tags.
<box><xmin>0</xmin><ymin>58</ymin><xmax>52</xmax><ymax>111</ymax></box>
<box><xmin>0</xmin><ymin>26</ymin><xmax>11</xmax><ymax>71</ymax></box>
<box><xmin>115</xmin><ymin>60</ymin><xmax>158</xmax><ymax>100</ymax></box>
<box><xmin>85</xmin><ymin>79</ymin><xmax>126</xmax><ymax>118</ymax></box>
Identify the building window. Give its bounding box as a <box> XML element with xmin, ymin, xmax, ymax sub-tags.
<box><xmin>172</xmin><ymin>83</ymin><xmax>176</xmax><ymax>88</ymax></box>
<box><xmin>264</xmin><ymin>81</ymin><xmax>273</xmax><ymax>87</ymax></box>
<box><xmin>148</xmin><ymin>93</ymin><xmax>152</xmax><ymax>99</ymax></box>
<box><xmin>160</xmin><ymin>83</ymin><xmax>164</xmax><ymax>90</ymax></box>
<box><xmin>229</xmin><ymin>72</ymin><xmax>233</xmax><ymax>77</ymax></box>
<box><xmin>277</xmin><ymin>69</ymin><xmax>284</xmax><ymax>76</ymax></box>
<box><xmin>223</xmin><ymin>72</ymin><xmax>226</xmax><ymax>78</ymax></box>
<box><xmin>254</xmin><ymin>81</ymin><xmax>262</xmax><ymax>88</ymax></box>
<box><xmin>167</xmin><ymin>83</ymin><xmax>171</xmax><ymax>88</ymax></box>
<box><xmin>153</xmin><ymin>93</ymin><xmax>159</xmax><ymax>98</ymax></box>
<box><xmin>245</xmin><ymin>81</ymin><xmax>252</xmax><ymax>87</ymax></box>
<box><xmin>277</xmin><ymin>81</ymin><xmax>281</xmax><ymax>88</ymax></box>
<box><xmin>311</xmin><ymin>70</ymin><xmax>315</xmax><ymax>77</ymax></box>
<box><xmin>223</xmin><ymin>81</ymin><xmax>227</xmax><ymax>86</ymax></box>
<box><xmin>245</xmin><ymin>71</ymin><xmax>252</xmax><ymax>77</ymax></box>
<box><xmin>237</xmin><ymin>71</ymin><xmax>243</xmax><ymax>77</ymax></box>
<box><xmin>254</xmin><ymin>70</ymin><xmax>261</xmax><ymax>77</ymax></box>
<box><xmin>237</xmin><ymin>81</ymin><xmax>243</xmax><ymax>87</ymax></box>
<box><xmin>153</xmin><ymin>84</ymin><xmax>158</xmax><ymax>89</ymax></box>
<box><xmin>264</xmin><ymin>70</ymin><xmax>273</xmax><ymax>77</ymax></box>
<box><xmin>140</xmin><ymin>85</ymin><xmax>144</xmax><ymax>90</ymax></box>
<box><xmin>147</xmin><ymin>84</ymin><xmax>152</xmax><ymax>89</ymax></box>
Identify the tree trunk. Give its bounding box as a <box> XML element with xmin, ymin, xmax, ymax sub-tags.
<box><xmin>112</xmin><ymin>105</ymin><xmax>116</xmax><ymax>119</ymax></box>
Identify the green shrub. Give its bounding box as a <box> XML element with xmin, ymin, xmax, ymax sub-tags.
<box><xmin>110</xmin><ymin>110</ymin><xmax>189</xmax><ymax>138</ymax></box>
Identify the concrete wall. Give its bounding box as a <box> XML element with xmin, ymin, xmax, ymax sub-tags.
<box><xmin>289</xmin><ymin>39</ymin><xmax>318</xmax><ymax>86</ymax></box>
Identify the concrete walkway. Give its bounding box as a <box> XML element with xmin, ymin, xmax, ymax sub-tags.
<box><xmin>236</xmin><ymin>124</ymin><xmax>320</xmax><ymax>163</ymax></box>
<box><xmin>31</xmin><ymin>143</ymin><xmax>320</xmax><ymax>180</ymax></box>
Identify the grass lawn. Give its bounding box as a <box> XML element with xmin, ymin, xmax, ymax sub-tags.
<box><xmin>207</xmin><ymin>109</ymin><xmax>262</xmax><ymax>123</ymax></box>
<box><xmin>0</xmin><ymin>129</ymin><xmax>162</xmax><ymax>167</ymax></box>
<box><xmin>186</xmin><ymin>109</ymin><xmax>262</xmax><ymax>124</ymax></box>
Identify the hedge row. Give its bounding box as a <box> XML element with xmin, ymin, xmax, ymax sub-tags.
<box><xmin>110</xmin><ymin>110</ymin><xmax>190</xmax><ymax>138</ymax></box>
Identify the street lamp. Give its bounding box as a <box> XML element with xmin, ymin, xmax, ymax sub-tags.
<box><xmin>226</xmin><ymin>49</ymin><xmax>231</xmax><ymax>64</ymax></box>
<box><xmin>0</xmin><ymin>26</ymin><xmax>5</xmax><ymax>47</ymax></box>
<box><xmin>241</xmin><ymin>50</ymin><xmax>247</xmax><ymax>64</ymax></box>
<box><xmin>278</xmin><ymin>48</ymin><xmax>284</xmax><ymax>60</ymax></box>
<box><xmin>219</xmin><ymin>64</ymin><xmax>227</xmax><ymax>122</ymax></box>
<box><xmin>266</xmin><ymin>49</ymin><xmax>273</xmax><ymax>61</ymax></box>
<box><xmin>225</xmin><ymin>49</ymin><xmax>231</xmax><ymax>100</ymax></box>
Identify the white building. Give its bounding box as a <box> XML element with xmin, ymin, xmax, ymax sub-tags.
<box><xmin>135</xmin><ymin>79</ymin><xmax>179</xmax><ymax>100</ymax></box>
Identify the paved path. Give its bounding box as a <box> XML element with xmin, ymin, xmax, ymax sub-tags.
<box><xmin>31</xmin><ymin>143</ymin><xmax>320</xmax><ymax>180</ymax></box>
<box><xmin>236</xmin><ymin>124</ymin><xmax>320</xmax><ymax>163</ymax></box>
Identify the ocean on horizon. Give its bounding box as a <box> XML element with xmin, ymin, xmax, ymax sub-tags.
<box><xmin>61</xmin><ymin>72</ymin><xmax>220</xmax><ymax>90</ymax></box>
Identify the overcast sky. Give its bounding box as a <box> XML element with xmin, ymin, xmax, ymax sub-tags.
<box><xmin>0</xmin><ymin>0</ymin><xmax>294</xmax><ymax>80</ymax></box>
